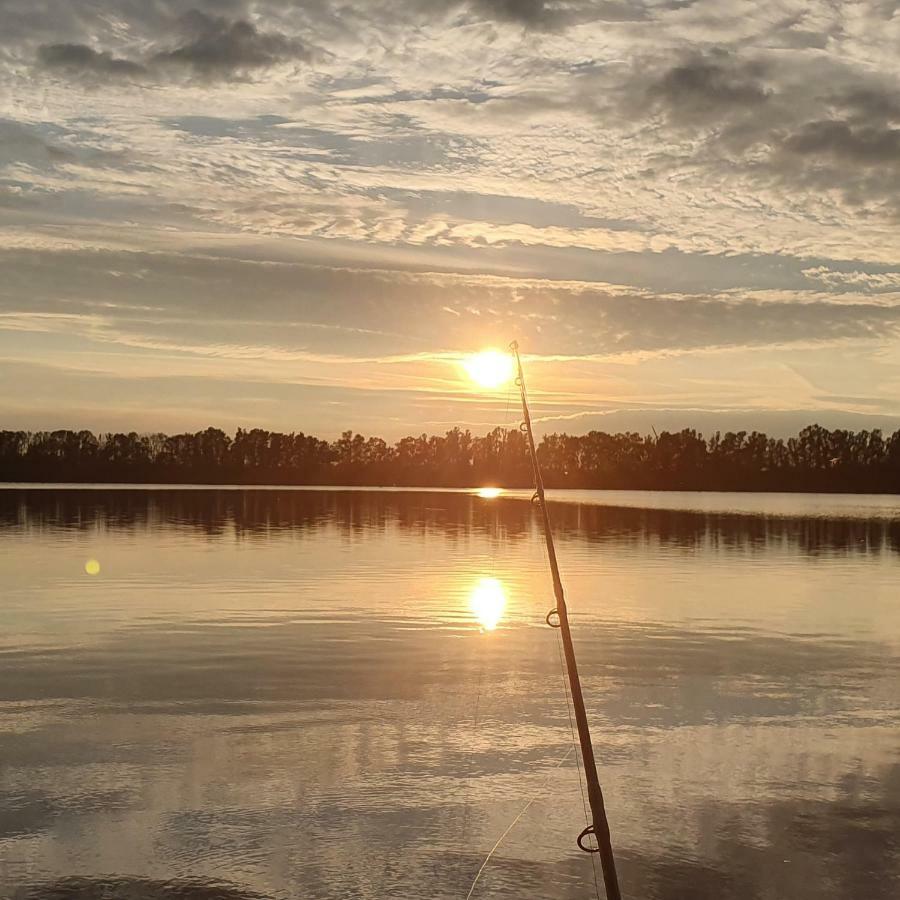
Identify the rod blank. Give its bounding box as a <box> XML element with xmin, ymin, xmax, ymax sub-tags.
<box><xmin>509</xmin><ymin>340</ymin><xmax>622</xmax><ymax>900</ymax></box>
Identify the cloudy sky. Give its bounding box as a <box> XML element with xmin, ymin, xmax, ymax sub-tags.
<box><xmin>1</xmin><ymin>0</ymin><xmax>899</xmax><ymax>439</ymax></box>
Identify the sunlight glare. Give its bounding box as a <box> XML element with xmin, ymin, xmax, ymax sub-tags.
<box><xmin>469</xmin><ymin>577</ymin><xmax>507</xmax><ymax>631</ymax></box>
<box><xmin>463</xmin><ymin>349</ymin><xmax>514</xmax><ymax>389</ymax></box>
<box><xmin>477</xmin><ymin>486</ymin><xmax>503</xmax><ymax>499</ymax></box>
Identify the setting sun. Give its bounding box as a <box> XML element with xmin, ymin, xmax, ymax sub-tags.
<box><xmin>463</xmin><ymin>349</ymin><xmax>514</xmax><ymax>389</ymax></box>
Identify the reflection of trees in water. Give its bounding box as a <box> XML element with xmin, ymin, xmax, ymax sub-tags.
<box><xmin>3</xmin><ymin>489</ymin><xmax>900</xmax><ymax>556</ymax></box>
<box><xmin>549</xmin><ymin>502</ymin><xmax>900</xmax><ymax>557</ymax></box>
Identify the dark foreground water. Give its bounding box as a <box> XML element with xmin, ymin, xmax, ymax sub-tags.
<box><xmin>1</xmin><ymin>487</ymin><xmax>898</xmax><ymax>900</ymax></box>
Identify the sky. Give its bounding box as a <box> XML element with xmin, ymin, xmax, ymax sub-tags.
<box><xmin>1</xmin><ymin>0</ymin><xmax>899</xmax><ymax>440</ymax></box>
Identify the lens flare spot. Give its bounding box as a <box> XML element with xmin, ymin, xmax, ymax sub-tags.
<box><xmin>84</xmin><ymin>559</ymin><xmax>101</xmax><ymax>576</ymax></box>
<box><xmin>477</xmin><ymin>486</ymin><xmax>503</xmax><ymax>499</ymax></box>
<box><xmin>469</xmin><ymin>577</ymin><xmax>507</xmax><ymax>631</ymax></box>
<box><xmin>463</xmin><ymin>350</ymin><xmax>514</xmax><ymax>389</ymax></box>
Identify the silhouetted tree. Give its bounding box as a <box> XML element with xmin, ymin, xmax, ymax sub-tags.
<box><xmin>2</xmin><ymin>423</ymin><xmax>900</xmax><ymax>492</ymax></box>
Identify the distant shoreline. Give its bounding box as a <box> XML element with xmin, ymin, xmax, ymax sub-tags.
<box><xmin>1</xmin><ymin>478</ymin><xmax>899</xmax><ymax>497</ymax></box>
<box><xmin>3</xmin><ymin>481</ymin><xmax>900</xmax><ymax>499</ymax></box>
<box><xmin>3</xmin><ymin>424</ymin><xmax>900</xmax><ymax>494</ymax></box>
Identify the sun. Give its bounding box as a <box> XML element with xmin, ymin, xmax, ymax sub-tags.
<box><xmin>463</xmin><ymin>349</ymin><xmax>514</xmax><ymax>389</ymax></box>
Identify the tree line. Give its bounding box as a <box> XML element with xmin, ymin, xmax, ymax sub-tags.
<box><xmin>2</xmin><ymin>424</ymin><xmax>900</xmax><ymax>492</ymax></box>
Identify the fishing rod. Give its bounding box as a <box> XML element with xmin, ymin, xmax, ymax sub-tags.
<box><xmin>509</xmin><ymin>340</ymin><xmax>622</xmax><ymax>900</ymax></box>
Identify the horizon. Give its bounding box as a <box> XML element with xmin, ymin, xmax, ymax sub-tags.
<box><xmin>7</xmin><ymin>406</ymin><xmax>900</xmax><ymax>443</ymax></box>
<box><xmin>2</xmin><ymin>3</ymin><xmax>899</xmax><ymax>439</ymax></box>
<box><xmin>4</xmin><ymin>418</ymin><xmax>900</xmax><ymax>443</ymax></box>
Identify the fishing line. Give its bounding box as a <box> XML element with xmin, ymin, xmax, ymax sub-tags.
<box><xmin>463</xmin><ymin>745</ymin><xmax>575</xmax><ymax>900</ymax></box>
<box><xmin>459</xmin><ymin>654</ymin><xmax>485</xmax><ymax>846</ymax></box>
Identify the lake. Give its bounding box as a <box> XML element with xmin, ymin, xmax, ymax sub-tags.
<box><xmin>1</xmin><ymin>487</ymin><xmax>898</xmax><ymax>900</ymax></box>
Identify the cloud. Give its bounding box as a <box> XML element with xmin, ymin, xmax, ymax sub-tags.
<box><xmin>830</xmin><ymin>85</ymin><xmax>900</xmax><ymax>124</ymax></box>
<box><xmin>462</xmin><ymin>0</ymin><xmax>668</xmax><ymax>29</ymax></box>
<box><xmin>3</xmin><ymin>246</ymin><xmax>900</xmax><ymax>364</ymax></box>
<box><xmin>598</xmin><ymin>44</ymin><xmax>900</xmax><ymax>218</ymax></box>
<box><xmin>36</xmin><ymin>43</ymin><xmax>149</xmax><ymax>80</ymax></box>
<box><xmin>33</xmin><ymin>9</ymin><xmax>313</xmax><ymax>85</ymax></box>
<box><xmin>644</xmin><ymin>51</ymin><xmax>772</xmax><ymax>124</ymax></box>
<box><xmin>151</xmin><ymin>11</ymin><xmax>314</xmax><ymax>79</ymax></box>
<box><xmin>467</xmin><ymin>0</ymin><xmax>565</xmax><ymax>28</ymax></box>
<box><xmin>0</xmin><ymin>119</ymin><xmax>73</xmax><ymax>168</ymax></box>
<box><xmin>780</xmin><ymin>119</ymin><xmax>900</xmax><ymax>166</ymax></box>
<box><xmin>803</xmin><ymin>267</ymin><xmax>900</xmax><ymax>291</ymax></box>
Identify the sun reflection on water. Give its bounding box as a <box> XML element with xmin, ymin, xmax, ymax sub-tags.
<box><xmin>476</xmin><ymin>486</ymin><xmax>503</xmax><ymax>499</ymax></box>
<box><xmin>469</xmin><ymin>577</ymin><xmax>507</xmax><ymax>631</ymax></box>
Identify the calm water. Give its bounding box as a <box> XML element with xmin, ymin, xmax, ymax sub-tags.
<box><xmin>1</xmin><ymin>488</ymin><xmax>898</xmax><ymax>900</ymax></box>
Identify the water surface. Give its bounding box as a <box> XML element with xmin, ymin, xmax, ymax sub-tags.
<box><xmin>1</xmin><ymin>488</ymin><xmax>898</xmax><ymax>899</ymax></box>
